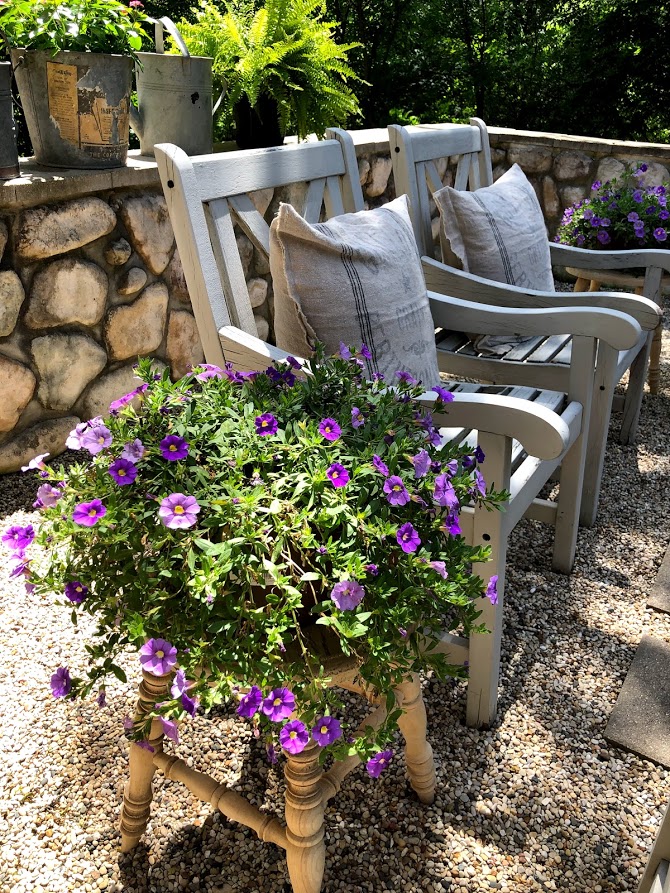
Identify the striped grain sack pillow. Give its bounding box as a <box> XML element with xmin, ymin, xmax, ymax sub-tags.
<box><xmin>270</xmin><ymin>195</ymin><xmax>441</xmax><ymax>388</ymax></box>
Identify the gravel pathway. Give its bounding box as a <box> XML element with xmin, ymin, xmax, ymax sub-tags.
<box><xmin>2</xmin><ymin>329</ymin><xmax>670</xmax><ymax>893</ymax></box>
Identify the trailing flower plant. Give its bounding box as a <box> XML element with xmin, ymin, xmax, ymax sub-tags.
<box><xmin>555</xmin><ymin>163</ymin><xmax>670</xmax><ymax>251</ymax></box>
<box><xmin>6</xmin><ymin>346</ymin><xmax>505</xmax><ymax>775</ymax></box>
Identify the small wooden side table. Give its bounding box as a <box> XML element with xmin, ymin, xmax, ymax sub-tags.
<box><xmin>566</xmin><ymin>266</ymin><xmax>670</xmax><ymax>395</ymax></box>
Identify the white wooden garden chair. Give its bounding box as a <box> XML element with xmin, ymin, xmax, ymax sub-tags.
<box><xmin>388</xmin><ymin>119</ymin><xmax>665</xmax><ymax>527</ymax></box>
<box><xmin>154</xmin><ymin>133</ymin><xmax>641</xmax><ymax>735</ymax></box>
<box><xmin>638</xmin><ymin>798</ymin><xmax>670</xmax><ymax>893</ymax></box>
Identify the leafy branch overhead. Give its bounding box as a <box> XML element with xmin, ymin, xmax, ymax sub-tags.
<box><xmin>173</xmin><ymin>0</ymin><xmax>364</xmax><ymax>140</ymax></box>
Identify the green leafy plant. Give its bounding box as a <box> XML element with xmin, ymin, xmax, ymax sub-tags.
<box><xmin>556</xmin><ymin>163</ymin><xmax>670</xmax><ymax>251</ymax></box>
<box><xmin>173</xmin><ymin>0</ymin><xmax>363</xmax><ymax>141</ymax></box>
<box><xmin>9</xmin><ymin>347</ymin><xmax>505</xmax><ymax>770</ymax></box>
<box><xmin>0</xmin><ymin>0</ymin><xmax>150</xmax><ymax>58</ymax></box>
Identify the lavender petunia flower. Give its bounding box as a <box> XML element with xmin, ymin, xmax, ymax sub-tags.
<box><xmin>255</xmin><ymin>413</ymin><xmax>278</xmax><ymax>436</ymax></box>
<box><xmin>372</xmin><ymin>455</ymin><xmax>389</xmax><ymax>477</ymax></box>
<box><xmin>351</xmin><ymin>407</ymin><xmax>365</xmax><ymax>428</ymax></box>
<box><xmin>262</xmin><ymin>687</ymin><xmax>295</xmax><ymax>722</ymax></box>
<box><xmin>51</xmin><ymin>667</ymin><xmax>71</xmax><ymax>698</ymax></box>
<box><xmin>170</xmin><ymin>668</ymin><xmax>189</xmax><ymax>698</ymax></box>
<box><xmin>73</xmin><ymin>499</ymin><xmax>106</xmax><ymax>527</ymax></box>
<box><xmin>430</xmin><ymin>561</ymin><xmax>448</xmax><ymax>579</ymax></box>
<box><xmin>331</xmin><ymin>580</ymin><xmax>365</xmax><ymax>610</ymax></box>
<box><xmin>396</xmin><ymin>370</ymin><xmax>417</xmax><ymax>385</ymax></box>
<box><xmin>397</xmin><ymin>523</ymin><xmax>420</xmax><ymax>553</ymax></box>
<box><xmin>158</xmin><ymin>493</ymin><xmax>200</xmax><ymax>529</ymax></box>
<box><xmin>383</xmin><ymin>476</ymin><xmax>410</xmax><ymax>506</ymax></box>
<box><xmin>411</xmin><ymin>449</ymin><xmax>431</xmax><ymax>478</ymax></box>
<box><xmin>21</xmin><ymin>452</ymin><xmax>50</xmax><ymax>472</ymax></box>
<box><xmin>433</xmin><ymin>474</ymin><xmax>459</xmax><ymax>511</ymax></box>
<box><xmin>443</xmin><ymin>512</ymin><xmax>462</xmax><ymax>536</ymax></box>
<box><xmin>121</xmin><ymin>439</ymin><xmax>145</xmax><ymax>462</ymax></box>
<box><xmin>597</xmin><ymin>230</ymin><xmax>611</xmax><ymax>244</ymax></box>
<box><xmin>109</xmin><ymin>384</ymin><xmax>148</xmax><ymax>412</ymax></box>
<box><xmin>160</xmin><ymin>435</ymin><xmax>189</xmax><ymax>461</ymax></box>
<box><xmin>633</xmin><ymin>189</ymin><xmax>644</xmax><ymax>203</ymax></box>
<box><xmin>433</xmin><ymin>385</ymin><xmax>454</xmax><ymax>403</ymax></box>
<box><xmin>108</xmin><ymin>458</ymin><xmax>138</xmax><ymax>486</ymax></box>
<box><xmin>2</xmin><ymin>524</ymin><xmax>35</xmax><ymax>553</ymax></box>
<box><xmin>485</xmin><ymin>575</ymin><xmax>499</xmax><ymax>605</ymax></box>
<box><xmin>195</xmin><ymin>363</ymin><xmax>225</xmax><ymax>381</ymax></box>
<box><xmin>80</xmin><ymin>424</ymin><xmax>113</xmax><ymax>455</ymax></box>
<box><xmin>279</xmin><ymin>720</ymin><xmax>309</xmax><ymax>754</ymax></box>
<box><xmin>160</xmin><ymin>717</ymin><xmax>179</xmax><ymax>744</ymax></box>
<box><xmin>139</xmin><ymin>638</ymin><xmax>178</xmax><ymax>676</ymax></box>
<box><xmin>326</xmin><ymin>463</ymin><xmax>349</xmax><ymax>488</ymax></box>
<box><xmin>338</xmin><ymin>342</ymin><xmax>352</xmax><ymax>359</ymax></box>
<box><xmin>35</xmin><ymin>483</ymin><xmax>62</xmax><ymax>509</ymax></box>
<box><xmin>654</xmin><ymin>227</ymin><xmax>668</xmax><ymax>242</ymax></box>
<box><xmin>65</xmin><ymin>581</ymin><xmax>89</xmax><ymax>603</ymax></box>
<box><xmin>66</xmin><ymin>422</ymin><xmax>89</xmax><ymax>450</ymax></box>
<box><xmin>473</xmin><ymin>469</ymin><xmax>487</xmax><ymax>497</ymax></box>
<box><xmin>627</xmin><ymin>211</ymin><xmax>640</xmax><ymax>222</ymax></box>
<box><xmin>311</xmin><ymin>715</ymin><xmax>342</xmax><ymax>746</ymax></box>
<box><xmin>366</xmin><ymin>749</ymin><xmax>393</xmax><ymax>778</ymax></box>
<box><xmin>237</xmin><ymin>685</ymin><xmax>263</xmax><ymax>718</ymax></box>
<box><xmin>319</xmin><ymin>418</ymin><xmax>341</xmax><ymax>441</ymax></box>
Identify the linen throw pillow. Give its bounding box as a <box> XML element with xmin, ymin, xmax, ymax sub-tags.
<box><xmin>270</xmin><ymin>194</ymin><xmax>441</xmax><ymax>387</ymax></box>
<box><xmin>433</xmin><ymin>164</ymin><xmax>554</xmax><ymax>356</ymax></box>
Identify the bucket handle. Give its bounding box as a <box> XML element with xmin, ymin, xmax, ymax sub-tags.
<box><xmin>149</xmin><ymin>16</ymin><xmax>190</xmax><ymax>57</ymax></box>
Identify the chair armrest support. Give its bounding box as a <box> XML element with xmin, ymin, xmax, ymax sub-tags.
<box><xmin>218</xmin><ymin>325</ymin><xmax>304</xmax><ymax>372</ymax></box>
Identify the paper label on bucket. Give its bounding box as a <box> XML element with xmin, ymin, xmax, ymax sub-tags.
<box><xmin>79</xmin><ymin>96</ymin><xmax>129</xmax><ymax>148</ymax></box>
<box><xmin>46</xmin><ymin>62</ymin><xmax>79</xmax><ymax>144</ymax></box>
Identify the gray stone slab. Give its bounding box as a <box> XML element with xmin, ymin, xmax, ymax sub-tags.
<box><xmin>648</xmin><ymin>544</ymin><xmax>670</xmax><ymax>613</ymax></box>
<box><xmin>605</xmin><ymin>635</ymin><xmax>670</xmax><ymax>768</ymax></box>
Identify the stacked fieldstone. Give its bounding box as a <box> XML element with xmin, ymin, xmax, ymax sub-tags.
<box><xmin>2</xmin><ymin>128</ymin><xmax>670</xmax><ymax>472</ymax></box>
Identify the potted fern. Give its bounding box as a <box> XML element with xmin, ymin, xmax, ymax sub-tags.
<box><xmin>173</xmin><ymin>0</ymin><xmax>363</xmax><ymax>148</ymax></box>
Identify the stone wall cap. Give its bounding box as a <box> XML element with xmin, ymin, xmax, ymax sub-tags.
<box><xmin>0</xmin><ymin>151</ymin><xmax>161</xmax><ymax>211</ymax></box>
<box><xmin>487</xmin><ymin>125</ymin><xmax>670</xmax><ymax>156</ymax></box>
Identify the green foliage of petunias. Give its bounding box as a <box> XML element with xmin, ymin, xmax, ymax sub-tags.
<box><xmin>28</xmin><ymin>347</ymin><xmax>506</xmax><ymax>765</ymax></box>
<box><xmin>0</xmin><ymin>0</ymin><xmax>150</xmax><ymax>58</ymax></box>
<box><xmin>173</xmin><ymin>0</ymin><xmax>364</xmax><ymax>141</ymax></box>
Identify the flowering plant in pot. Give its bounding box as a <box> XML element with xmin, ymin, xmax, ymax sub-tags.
<box><xmin>555</xmin><ymin>163</ymin><xmax>670</xmax><ymax>250</ymax></box>
<box><xmin>8</xmin><ymin>347</ymin><xmax>504</xmax><ymax>771</ymax></box>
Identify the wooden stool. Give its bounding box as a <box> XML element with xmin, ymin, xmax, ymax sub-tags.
<box><xmin>567</xmin><ymin>266</ymin><xmax>670</xmax><ymax>395</ymax></box>
<box><xmin>119</xmin><ymin>640</ymin><xmax>436</xmax><ymax>893</ymax></box>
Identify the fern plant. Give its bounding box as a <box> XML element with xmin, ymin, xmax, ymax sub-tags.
<box><xmin>174</xmin><ymin>0</ymin><xmax>363</xmax><ymax>142</ymax></box>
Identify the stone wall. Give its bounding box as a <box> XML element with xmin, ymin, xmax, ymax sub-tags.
<box><xmin>2</xmin><ymin>127</ymin><xmax>670</xmax><ymax>471</ymax></box>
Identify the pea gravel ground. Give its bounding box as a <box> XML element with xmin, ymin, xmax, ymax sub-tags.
<box><xmin>2</xmin><ymin>327</ymin><xmax>670</xmax><ymax>893</ymax></box>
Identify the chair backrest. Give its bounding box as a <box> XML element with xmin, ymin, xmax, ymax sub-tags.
<box><xmin>154</xmin><ymin>131</ymin><xmax>365</xmax><ymax>366</ymax></box>
<box><xmin>388</xmin><ymin>119</ymin><xmax>493</xmax><ymax>259</ymax></box>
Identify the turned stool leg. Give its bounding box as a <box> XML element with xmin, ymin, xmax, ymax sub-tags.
<box><xmin>119</xmin><ymin>669</ymin><xmax>172</xmax><ymax>852</ymax></box>
<box><xmin>284</xmin><ymin>742</ymin><xmax>326</xmax><ymax>893</ymax></box>
<box><xmin>395</xmin><ymin>673</ymin><xmax>436</xmax><ymax>805</ymax></box>
<box><xmin>573</xmin><ymin>276</ymin><xmax>590</xmax><ymax>293</ymax></box>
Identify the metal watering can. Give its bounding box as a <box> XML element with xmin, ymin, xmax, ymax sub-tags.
<box><xmin>129</xmin><ymin>17</ymin><xmax>222</xmax><ymax>157</ymax></box>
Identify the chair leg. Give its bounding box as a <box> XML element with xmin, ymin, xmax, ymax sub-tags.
<box><xmin>621</xmin><ymin>332</ymin><xmax>652</xmax><ymax>444</ymax></box>
<box><xmin>119</xmin><ymin>670</ymin><xmax>172</xmax><ymax>853</ymax></box>
<box><xmin>284</xmin><ymin>742</ymin><xmax>326</xmax><ymax>893</ymax></box>
<box><xmin>579</xmin><ymin>345</ymin><xmax>618</xmax><ymax>527</ymax></box>
<box><xmin>395</xmin><ymin>673</ymin><xmax>435</xmax><ymax>804</ymax></box>
<box><xmin>647</xmin><ymin>316</ymin><xmax>663</xmax><ymax>397</ymax></box>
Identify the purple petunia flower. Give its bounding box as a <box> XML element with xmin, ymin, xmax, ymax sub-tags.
<box><xmin>364</xmin><ymin>563</ymin><xmax>379</xmax><ymax>576</ymax></box>
<box><xmin>351</xmin><ymin>407</ymin><xmax>365</xmax><ymax>428</ymax></box>
<box><xmin>411</xmin><ymin>450</ymin><xmax>431</xmax><ymax>479</ymax></box>
<box><xmin>430</xmin><ymin>561</ymin><xmax>448</xmax><ymax>579</ymax></box>
<box><xmin>21</xmin><ymin>452</ymin><xmax>50</xmax><ymax>473</ymax></box>
<box><xmin>66</xmin><ymin>422</ymin><xmax>89</xmax><ymax>450</ymax></box>
<box><xmin>266</xmin><ymin>743</ymin><xmax>278</xmax><ymax>764</ymax></box>
<box><xmin>160</xmin><ymin>717</ymin><xmax>179</xmax><ymax>744</ymax></box>
<box><xmin>65</xmin><ymin>581</ymin><xmax>89</xmax><ymax>604</ymax></box>
<box><xmin>139</xmin><ymin>638</ymin><xmax>178</xmax><ymax>676</ymax></box>
<box><xmin>443</xmin><ymin>512</ymin><xmax>462</xmax><ymax>536</ymax></box>
<box><xmin>360</xmin><ymin>344</ymin><xmax>372</xmax><ymax>360</ymax></box>
<box><xmin>633</xmin><ymin>189</ymin><xmax>644</xmax><ymax>203</ymax></box>
<box><xmin>627</xmin><ymin>211</ymin><xmax>640</xmax><ymax>222</ymax></box>
<box><xmin>181</xmin><ymin>691</ymin><xmax>199</xmax><ymax>717</ymax></box>
<box><xmin>121</xmin><ymin>439</ymin><xmax>145</xmax><ymax>462</ymax></box>
<box><xmin>473</xmin><ymin>469</ymin><xmax>487</xmax><ymax>497</ymax></box>
<box><xmin>10</xmin><ymin>557</ymin><xmax>31</xmax><ymax>580</ymax></box>
<box><xmin>237</xmin><ymin>685</ymin><xmax>263</xmax><ymax>718</ymax></box>
<box><xmin>485</xmin><ymin>575</ymin><xmax>499</xmax><ymax>605</ymax></box>
<box><xmin>262</xmin><ymin>687</ymin><xmax>295</xmax><ymax>722</ymax></box>
<box><xmin>462</xmin><ymin>455</ymin><xmax>475</xmax><ymax>470</ymax></box>
<box><xmin>597</xmin><ymin>230</ymin><xmax>611</xmax><ymax>245</ymax></box>
<box><xmin>383</xmin><ymin>476</ymin><xmax>410</xmax><ymax>506</ymax></box>
<box><xmin>433</xmin><ymin>474</ymin><xmax>459</xmax><ymax>511</ymax></box>
<box><xmin>660</xmin><ymin>210</ymin><xmax>670</xmax><ymax>220</ymax></box>
<box><xmin>109</xmin><ymin>384</ymin><xmax>148</xmax><ymax>412</ymax></box>
<box><xmin>326</xmin><ymin>463</ymin><xmax>349</xmax><ymax>488</ymax></box>
<box><xmin>395</xmin><ymin>370</ymin><xmax>417</xmax><ymax>385</ymax></box>
<box><xmin>319</xmin><ymin>418</ymin><xmax>341</xmax><ymax>441</ymax></box>
<box><xmin>108</xmin><ymin>458</ymin><xmax>138</xmax><ymax>486</ymax></box>
<box><xmin>433</xmin><ymin>385</ymin><xmax>454</xmax><ymax>403</ymax></box>
<box><xmin>397</xmin><ymin>523</ymin><xmax>420</xmax><ymax>553</ymax></box>
<box><xmin>35</xmin><ymin>483</ymin><xmax>62</xmax><ymax>509</ymax></box>
<box><xmin>158</xmin><ymin>493</ymin><xmax>201</xmax><ymax>529</ymax></box>
<box><xmin>170</xmin><ymin>668</ymin><xmax>189</xmax><ymax>698</ymax></box>
<box><xmin>474</xmin><ymin>446</ymin><xmax>485</xmax><ymax>464</ymax></box>
<box><xmin>576</xmin><ymin>234</ymin><xmax>586</xmax><ymax>246</ymax></box>
<box><xmin>195</xmin><ymin>363</ymin><xmax>225</xmax><ymax>381</ymax></box>
<box><xmin>331</xmin><ymin>579</ymin><xmax>365</xmax><ymax>610</ymax></box>
<box><xmin>366</xmin><ymin>749</ymin><xmax>393</xmax><ymax>778</ymax></box>
<box><xmin>2</xmin><ymin>524</ymin><xmax>35</xmax><ymax>553</ymax></box>
<box><xmin>51</xmin><ymin>667</ymin><xmax>71</xmax><ymax>698</ymax></box>
<box><xmin>654</xmin><ymin>227</ymin><xmax>668</xmax><ymax>242</ymax></box>
<box><xmin>73</xmin><ymin>499</ymin><xmax>107</xmax><ymax>527</ymax></box>
<box><xmin>97</xmin><ymin>688</ymin><xmax>106</xmax><ymax>708</ymax></box>
<box><xmin>80</xmin><ymin>424</ymin><xmax>113</xmax><ymax>455</ymax></box>
<box><xmin>372</xmin><ymin>455</ymin><xmax>389</xmax><ymax>477</ymax></box>
<box><xmin>338</xmin><ymin>342</ymin><xmax>352</xmax><ymax>359</ymax></box>
<box><xmin>160</xmin><ymin>435</ymin><xmax>189</xmax><ymax>461</ymax></box>
<box><xmin>279</xmin><ymin>720</ymin><xmax>309</xmax><ymax>755</ymax></box>
<box><xmin>255</xmin><ymin>413</ymin><xmax>278</xmax><ymax>436</ymax></box>
<box><xmin>312</xmin><ymin>715</ymin><xmax>342</xmax><ymax>747</ymax></box>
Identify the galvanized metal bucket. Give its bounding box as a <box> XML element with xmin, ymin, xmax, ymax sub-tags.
<box><xmin>11</xmin><ymin>48</ymin><xmax>132</xmax><ymax>169</ymax></box>
<box><xmin>0</xmin><ymin>62</ymin><xmax>20</xmax><ymax>179</ymax></box>
<box><xmin>129</xmin><ymin>18</ymin><xmax>217</xmax><ymax>157</ymax></box>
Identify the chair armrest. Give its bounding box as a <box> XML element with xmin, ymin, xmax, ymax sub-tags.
<box><xmin>427</xmin><ymin>291</ymin><xmax>642</xmax><ymax>351</ymax></box>
<box><xmin>550</xmin><ymin>241</ymin><xmax>670</xmax><ymax>275</ymax></box>
<box><xmin>423</xmin><ymin>257</ymin><xmax>661</xmax><ymax>331</ymax></box>
<box><xmin>218</xmin><ymin>325</ymin><xmax>304</xmax><ymax>372</ymax></box>
<box><xmin>418</xmin><ymin>391</ymin><xmax>571</xmax><ymax>461</ymax></box>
